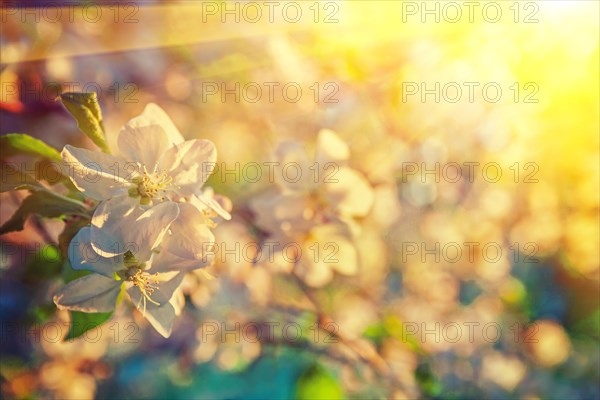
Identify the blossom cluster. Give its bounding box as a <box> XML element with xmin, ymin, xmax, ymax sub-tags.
<box><xmin>53</xmin><ymin>104</ymin><xmax>231</xmax><ymax>337</ymax></box>
<box><xmin>249</xmin><ymin>129</ymin><xmax>375</xmax><ymax>287</ymax></box>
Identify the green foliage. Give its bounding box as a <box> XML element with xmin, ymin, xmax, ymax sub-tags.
<box><xmin>0</xmin><ymin>189</ymin><xmax>89</xmax><ymax>234</ymax></box>
<box><xmin>415</xmin><ymin>363</ymin><xmax>441</xmax><ymax>397</ymax></box>
<box><xmin>362</xmin><ymin>315</ymin><xmax>423</xmax><ymax>354</ymax></box>
<box><xmin>34</xmin><ymin>303</ymin><xmax>56</xmax><ymax>319</ymax></box>
<box><xmin>362</xmin><ymin>322</ymin><xmax>388</xmax><ymax>346</ymax></box>
<box><xmin>65</xmin><ymin>311</ymin><xmax>113</xmax><ymax>341</ymax></box>
<box><xmin>24</xmin><ymin>244</ymin><xmax>63</xmax><ymax>280</ymax></box>
<box><xmin>295</xmin><ymin>364</ymin><xmax>344</xmax><ymax>400</ymax></box>
<box><xmin>0</xmin><ymin>133</ymin><xmax>62</xmax><ymax>162</ymax></box>
<box><xmin>0</xmin><ymin>138</ymin><xmax>68</xmax><ymax>186</ymax></box>
<box><xmin>572</xmin><ymin>309</ymin><xmax>600</xmax><ymax>340</ymax></box>
<box><xmin>59</xmin><ymin>92</ymin><xmax>110</xmax><ymax>153</ymax></box>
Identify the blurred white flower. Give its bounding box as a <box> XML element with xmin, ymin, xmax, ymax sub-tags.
<box><xmin>250</xmin><ymin>130</ymin><xmax>373</xmax><ymax>287</ymax></box>
<box><xmin>251</xmin><ymin>129</ymin><xmax>373</xmax><ymax>237</ymax></box>
<box><xmin>294</xmin><ymin>224</ymin><xmax>359</xmax><ymax>287</ymax></box>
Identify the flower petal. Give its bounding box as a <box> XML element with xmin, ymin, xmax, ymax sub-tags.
<box><xmin>170</xmin><ymin>286</ymin><xmax>185</xmax><ymax>316</ymax></box>
<box><xmin>324</xmin><ymin>166</ymin><xmax>374</xmax><ymax>218</ymax></box>
<box><xmin>316</xmin><ymin>129</ymin><xmax>349</xmax><ymax>165</ymax></box>
<box><xmin>295</xmin><ymin>225</ymin><xmax>359</xmax><ymax>287</ymax></box>
<box><xmin>134</xmin><ymin>201</ymin><xmax>181</xmax><ymax>252</ymax></box>
<box><xmin>118</xmin><ymin>116</ymin><xmax>170</xmax><ymax>168</ymax></box>
<box><xmin>69</xmin><ymin>227</ymin><xmax>124</xmax><ymax>277</ymax></box>
<box><xmin>62</xmin><ymin>145</ymin><xmax>133</xmax><ymax>200</ymax></box>
<box><xmin>295</xmin><ymin>256</ymin><xmax>334</xmax><ymax>288</ymax></box>
<box><xmin>160</xmin><ymin>203</ymin><xmax>215</xmax><ymax>267</ymax></box>
<box><xmin>151</xmin><ymin>247</ymin><xmax>214</xmax><ymax>273</ymax></box>
<box><xmin>272</xmin><ymin>141</ymin><xmax>313</xmax><ymax>191</ymax></box>
<box><xmin>141</xmin><ymin>103</ymin><xmax>185</xmax><ymax>146</ymax></box>
<box><xmin>126</xmin><ymin>271</ymin><xmax>184</xmax><ymax>337</ymax></box>
<box><xmin>53</xmin><ymin>274</ymin><xmax>120</xmax><ymax>313</ymax></box>
<box><xmin>139</xmin><ymin>301</ymin><xmax>176</xmax><ymax>338</ymax></box>
<box><xmin>326</xmin><ymin>237</ymin><xmax>358</xmax><ymax>275</ymax></box>
<box><xmin>91</xmin><ymin>199</ymin><xmax>179</xmax><ymax>260</ymax></box>
<box><xmin>158</xmin><ymin>139</ymin><xmax>216</xmax><ymax>197</ymax></box>
<box><xmin>90</xmin><ymin>197</ymin><xmax>142</xmax><ymax>257</ymax></box>
<box><xmin>311</xmin><ymin>225</ymin><xmax>358</xmax><ymax>275</ymax></box>
<box><xmin>191</xmin><ymin>192</ymin><xmax>231</xmax><ymax>221</ymax></box>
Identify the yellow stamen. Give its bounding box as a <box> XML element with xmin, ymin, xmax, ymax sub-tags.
<box><xmin>201</xmin><ymin>208</ymin><xmax>217</xmax><ymax>228</ymax></box>
<box><xmin>134</xmin><ymin>165</ymin><xmax>176</xmax><ymax>203</ymax></box>
<box><xmin>126</xmin><ymin>267</ymin><xmax>160</xmax><ymax>316</ymax></box>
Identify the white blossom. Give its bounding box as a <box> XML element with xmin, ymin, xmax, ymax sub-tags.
<box><xmin>53</xmin><ymin>202</ymin><xmax>214</xmax><ymax>337</ymax></box>
<box><xmin>61</xmin><ymin>103</ymin><xmax>230</xmax><ymax>256</ymax></box>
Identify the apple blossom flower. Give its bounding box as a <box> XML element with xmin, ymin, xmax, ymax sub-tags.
<box><xmin>249</xmin><ymin>130</ymin><xmax>373</xmax><ymax>287</ymax></box>
<box><xmin>60</xmin><ymin>103</ymin><xmax>230</xmax><ymax>255</ymax></box>
<box><xmin>255</xmin><ymin>224</ymin><xmax>359</xmax><ymax>288</ymax></box>
<box><xmin>251</xmin><ymin>129</ymin><xmax>374</xmax><ymax>237</ymax></box>
<box><xmin>53</xmin><ymin>202</ymin><xmax>214</xmax><ymax>337</ymax></box>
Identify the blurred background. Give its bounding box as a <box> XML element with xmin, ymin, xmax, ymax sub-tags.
<box><xmin>1</xmin><ymin>1</ymin><xmax>598</xmax><ymax>399</ymax></box>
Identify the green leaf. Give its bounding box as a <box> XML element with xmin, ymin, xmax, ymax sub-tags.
<box><xmin>31</xmin><ymin>304</ymin><xmax>57</xmax><ymax>324</ymax></box>
<box><xmin>295</xmin><ymin>364</ymin><xmax>344</xmax><ymax>400</ymax></box>
<box><xmin>59</xmin><ymin>92</ymin><xmax>109</xmax><ymax>153</ymax></box>
<box><xmin>33</xmin><ymin>158</ymin><xmax>70</xmax><ymax>186</ymax></box>
<box><xmin>0</xmin><ymin>164</ymin><xmax>45</xmax><ymax>192</ymax></box>
<box><xmin>0</xmin><ymin>190</ymin><xmax>89</xmax><ymax>235</ymax></box>
<box><xmin>1</xmin><ymin>156</ymin><xmax>68</xmax><ymax>189</ymax></box>
<box><xmin>0</xmin><ymin>133</ymin><xmax>62</xmax><ymax>162</ymax></box>
<box><xmin>362</xmin><ymin>322</ymin><xmax>388</xmax><ymax>346</ymax></box>
<box><xmin>25</xmin><ymin>244</ymin><xmax>63</xmax><ymax>280</ymax></box>
<box><xmin>415</xmin><ymin>363</ymin><xmax>442</xmax><ymax>397</ymax></box>
<box><xmin>65</xmin><ymin>311</ymin><xmax>113</xmax><ymax>341</ymax></box>
<box><xmin>384</xmin><ymin>315</ymin><xmax>422</xmax><ymax>353</ymax></box>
